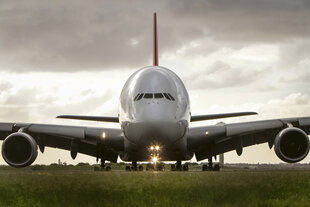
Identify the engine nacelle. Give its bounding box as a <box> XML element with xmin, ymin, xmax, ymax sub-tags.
<box><xmin>274</xmin><ymin>127</ymin><xmax>310</xmax><ymax>163</ymax></box>
<box><xmin>2</xmin><ymin>132</ymin><xmax>38</xmax><ymax>167</ymax></box>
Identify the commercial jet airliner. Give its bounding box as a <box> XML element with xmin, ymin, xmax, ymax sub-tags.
<box><xmin>1</xmin><ymin>13</ymin><xmax>309</xmax><ymax>171</ymax></box>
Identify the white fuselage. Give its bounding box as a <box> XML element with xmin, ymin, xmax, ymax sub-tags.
<box><xmin>118</xmin><ymin>66</ymin><xmax>192</xmax><ymax>161</ymax></box>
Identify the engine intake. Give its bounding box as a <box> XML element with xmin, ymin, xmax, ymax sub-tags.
<box><xmin>2</xmin><ymin>132</ymin><xmax>38</xmax><ymax>167</ymax></box>
<box><xmin>274</xmin><ymin>127</ymin><xmax>310</xmax><ymax>163</ymax></box>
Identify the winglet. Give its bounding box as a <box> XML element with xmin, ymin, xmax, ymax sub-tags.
<box><xmin>153</xmin><ymin>12</ymin><xmax>158</xmax><ymax>66</ymax></box>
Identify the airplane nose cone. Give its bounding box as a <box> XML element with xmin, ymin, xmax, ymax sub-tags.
<box><xmin>124</xmin><ymin>121</ymin><xmax>187</xmax><ymax>146</ymax></box>
<box><xmin>134</xmin><ymin>101</ymin><xmax>177</xmax><ymax>122</ymax></box>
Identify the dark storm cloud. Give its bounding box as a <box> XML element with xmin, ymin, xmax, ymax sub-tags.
<box><xmin>0</xmin><ymin>0</ymin><xmax>309</xmax><ymax>72</ymax></box>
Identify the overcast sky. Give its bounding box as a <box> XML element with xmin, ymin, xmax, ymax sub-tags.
<box><xmin>0</xmin><ymin>0</ymin><xmax>310</xmax><ymax>165</ymax></box>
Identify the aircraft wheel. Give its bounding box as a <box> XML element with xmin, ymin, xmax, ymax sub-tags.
<box><xmin>138</xmin><ymin>165</ymin><xmax>143</xmax><ymax>171</ymax></box>
<box><xmin>170</xmin><ymin>164</ymin><xmax>176</xmax><ymax>171</ymax></box>
<box><xmin>202</xmin><ymin>164</ymin><xmax>208</xmax><ymax>171</ymax></box>
<box><xmin>146</xmin><ymin>163</ymin><xmax>154</xmax><ymax>171</ymax></box>
<box><xmin>125</xmin><ymin>166</ymin><xmax>131</xmax><ymax>171</ymax></box>
<box><xmin>182</xmin><ymin>164</ymin><xmax>189</xmax><ymax>171</ymax></box>
<box><xmin>157</xmin><ymin>163</ymin><xmax>165</xmax><ymax>171</ymax></box>
<box><xmin>213</xmin><ymin>164</ymin><xmax>220</xmax><ymax>171</ymax></box>
<box><xmin>105</xmin><ymin>166</ymin><xmax>111</xmax><ymax>171</ymax></box>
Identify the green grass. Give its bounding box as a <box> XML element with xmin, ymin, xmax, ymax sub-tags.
<box><xmin>0</xmin><ymin>168</ymin><xmax>310</xmax><ymax>207</ymax></box>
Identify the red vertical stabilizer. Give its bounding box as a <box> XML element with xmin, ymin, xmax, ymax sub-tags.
<box><xmin>153</xmin><ymin>13</ymin><xmax>158</xmax><ymax>66</ymax></box>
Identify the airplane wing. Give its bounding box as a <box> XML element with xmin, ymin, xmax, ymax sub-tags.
<box><xmin>57</xmin><ymin>115</ymin><xmax>119</xmax><ymax>122</ymax></box>
<box><xmin>188</xmin><ymin>117</ymin><xmax>310</xmax><ymax>162</ymax></box>
<box><xmin>0</xmin><ymin>122</ymin><xmax>124</xmax><ymax>166</ymax></box>
<box><xmin>190</xmin><ymin>112</ymin><xmax>257</xmax><ymax>122</ymax></box>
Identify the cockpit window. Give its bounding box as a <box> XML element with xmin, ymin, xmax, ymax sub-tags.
<box><xmin>134</xmin><ymin>93</ymin><xmax>175</xmax><ymax>101</ymax></box>
<box><xmin>134</xmin><ymin>93</ymin><xmax>144</xmax><ymax>101</ymax></box>
<box><xmin>167</xmin><ymin>93</ymin><xmax>175</xmax><ymax>101</ymax></box>
<box><xmin>134</xmin><ymin>94</ymin><xmax>140</xmax><ymax>101</ymax></box>
<box><xmin>144</xmin><ymin>93</ymin><xmax>153</xmax><ymax>99</ymax></box>
<box><xmin>137</xmin><ymin>93</ymin><xmax>144</xmax><ymax>101</ymax></box>
<box><xmin>154</xmin><ymin>93</ymin><xmax>164</xmax><ymax>98</ymax></box>
<box><xmin>163</xmin><ymin>93</ymin><xmax>171</xmax><ymax>100</ymax></box>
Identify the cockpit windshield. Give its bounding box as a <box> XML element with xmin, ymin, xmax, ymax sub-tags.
<box><xmin>134</xmin><ymin>93</ymin><xmax>175</xmax><ymax>101</ymax></box>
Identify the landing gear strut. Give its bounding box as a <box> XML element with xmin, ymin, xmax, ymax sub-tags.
<box><xmin>176</xmin><ymin>160</ymin><xmax>182</xmax><ymax>171</ymax></box>
<box><xmin>131</xmin><ymin>161</ymin><xmax>137</xmax><ymax>171</ymax></box>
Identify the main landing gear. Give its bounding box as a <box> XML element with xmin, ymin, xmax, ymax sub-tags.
<box><xmin>94</xmin><ymin>159</ymin><xmax>111</xmax><ymax>171</ymax></box>
<box><xmin>125</xmin><ymin>161</ymin><xmax>144</xmax><ymax>171</ymax></box>
<box><xmin>202</xmin><ymin>158</ymin><xmax>220</xmax><ymax>171</ymax></box>
<box><xmin>170</xmin><ymin>160</ymin><xmax>189</xmax><ymax>171</ymax></box>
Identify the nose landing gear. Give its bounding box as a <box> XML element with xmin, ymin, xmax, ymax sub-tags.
<box><xmin>125</xmin><ymin>161</ymin><xmax>144</xmax><ymax>171</ymax></box>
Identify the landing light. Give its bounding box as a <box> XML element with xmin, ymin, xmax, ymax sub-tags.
<box><xmin>205</xmin><ymin>130</ymin><xmax>209</xmax><ymax>136</ymax></box>
<box><xmin>150</xmin><ymin>146</ymin><xmax>154</xmax><ymax>150</ymax></box>
<box><xmin>101</xmin><ymin>132</ymin><xmax>106</xmax><ymax>139</ymax></box>
<box><xmin>152</xmin><ymin>156</ymin><xmax>158</xmax><ymax>163</ymax></box>
<box><xmin>155</xmin><ymin>146</ymin><xmax>160</xmax><ymax>150</ymax></box>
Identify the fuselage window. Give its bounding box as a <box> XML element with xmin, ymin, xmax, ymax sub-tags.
<box><xmin>163</xmin><ymin>93</ymin><xmax>171</xmax><ymax>100</ymax></box>
<box><xmin>134</xmin><ymin>94</ymin><xmax>140</xmax><ymax>101</ymax></box>
<box><xmin>144</xmin><ymin>93</ymin><xmax>153</xmax><ymax>99</ymax></box>
<box><xmin>168</xmin><ymin>93</ymin><xmax>175</xmax><ymax>101</ymax></box>
<box><xmin>154</xmin><ymin>93</ymin><xmax>164</xmax><ymax>98</ymax></box>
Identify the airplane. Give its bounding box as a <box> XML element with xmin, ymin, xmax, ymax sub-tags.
<box><xmin>0</xmin><ymin>13</ymin><xmax>309</xmax><ymax>171</ymax></box>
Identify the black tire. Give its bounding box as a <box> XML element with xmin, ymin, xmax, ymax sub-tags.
<box><xmin>182</xmin><ymin>164</ymin><xmax>189</xmax><ymax>171</ymax></box>
<box><xmin>170</xmin><ymin>164</ymin><xmax>176</xmax><ymax>171</ymax></box>
<box><xmin>94</xmin><ymin>166</ymin><xmax>100</xmax><ymax>171</ymax></box>
<box><xmin>213</xmin><ymin>164</ymin><xmax>220</xmax><ymax>171</ymax></box>
<box><xmin>146</xmin><ymin>163</ymin><xmax>154</xmax><ymax>171</ymax></box>
<box><xmin>125</xmin><ymin>166</ymin><xmax>131</xmax><ymax>171</ymax></box>
<box><xmin>105</xmin><ymin>166</ymin><xmax>111</xmax><ymax>171</ymax></box>
<box><xmin>138</xmin><ymin>165</ymin><xmax>143</xmax><ymax>171</ymax></box>
<box><xmin>202</xmin><ymin>164</ymin><xmax>208</xmax><ymax>171</ymax></box>
<box><xmin>157</xmin><ymin>163</ymin><xmax>165</xmax><ymax>171</ymax></box>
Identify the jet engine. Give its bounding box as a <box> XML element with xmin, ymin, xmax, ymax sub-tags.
<box><xmin>274</xmin><ymin>127</ymin><xmax>310</xmax><ymax>163</ymax></box>
<box><xmin>2</xmin><ymin>132</ymin><xmax>38</xmax><ymax>167</ymax></box>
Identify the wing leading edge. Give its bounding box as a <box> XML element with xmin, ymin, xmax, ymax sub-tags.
<box><xmin>190</xmin><ymin>112</ymin><xmax>257</xmax><ymax>122</ymax></box>
<box><xmin>57</xmin><ymin>115</ymin><xmax>119</xmax><ymax>123</ymax></box>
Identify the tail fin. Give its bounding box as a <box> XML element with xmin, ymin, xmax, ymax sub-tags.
<box><xmin>153</xmin><ymin>12</ymin><xmax>158</xmax><ymax>66</ymax></box>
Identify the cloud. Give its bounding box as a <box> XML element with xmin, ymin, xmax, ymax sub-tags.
<box><xmin>0</xmin><ymin>0</ymin><xmax>309</xmax><ymax>72</ymax></box>
<box><xmin>0</xmin><ymin>86</ymin><xmax>114</xmax><ymax>123</ymax></box>
<box><xmin>0</xmin><ymin>82</ymin><xmax>12</xmax><ymax>95</ymax></box>
<box><xmin>184</xmin><ymin>61</ymin><xmax>267</xmax><ymax>89</ymax></box>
